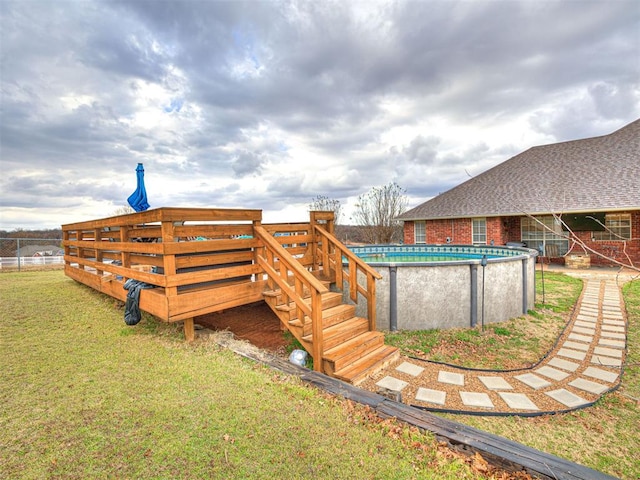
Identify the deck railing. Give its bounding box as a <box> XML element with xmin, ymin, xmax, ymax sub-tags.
<box><xmin>312</xmin><ymin>221</ymin><xmax>382</xmax><ymax>331</ymax></box>
<box><xmin>63</xmin><ymin>208</ymin><xmax>381</xmax><ymax>349</ymax></box>
<box><xmin>62</xmin><ymin>208</ymin><xmax>267</xmax><ymax>339</ymax></box>
<box><xmin>254</xmin><ymin>225</ymin><xmax>328</xmax><ymax>371</ymax></box>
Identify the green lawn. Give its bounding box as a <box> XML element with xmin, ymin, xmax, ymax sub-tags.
<box><xmin>442</xmin><ymin>273</ymin><xmax>640</xmax><ymax>480</ymax></box>
<box><xmin>3</xmin><ymin>269</ymin><xmax>637</xmax><ymax>479</ymax></box>
<box><xmin>0</xmin><ymin>270</ymin><xmax>492</xmax><ymax>479</ymax></box>
<box><xmin>385</xmin><ymin>272</ymin><xmax>583</xmax><ymax>369</ymax></box>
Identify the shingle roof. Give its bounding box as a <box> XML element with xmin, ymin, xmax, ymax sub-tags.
<box><xmin>398</xmin><ymin>119</ymin><xmax>640</xmax><ymax>220</ymax></box>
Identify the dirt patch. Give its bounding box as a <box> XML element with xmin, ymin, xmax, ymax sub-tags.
<box><xmin>196</xmin><ymin>301</ymin><xmax>290</xmax><ymax>356</ymax></box>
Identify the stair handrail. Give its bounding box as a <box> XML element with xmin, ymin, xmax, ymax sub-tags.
<box><xmin>312</xmin><ymin>226</ymin><xmax>382</xmax><ymax>331</ymax></box>
<box><xmin>254</xmin><ymin>226</ymin><xmax>328</xmax><ymax>371</ymax></box>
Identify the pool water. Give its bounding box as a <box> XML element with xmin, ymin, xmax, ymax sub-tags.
<box><xmin>356</xmin><ymin>252</ymin><xmax>500</xmax><ymax>263</ymax></box>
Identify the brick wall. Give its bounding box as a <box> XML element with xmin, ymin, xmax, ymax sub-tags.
<box><xmin>567</xmin><ymin>210</ymin><xmax>640</xmax><ymax>266</ymax></box>
<box><xmin>403</xmin><ymin>211</ymin><xmax>640</xmax><ymax>267</ymax></box>
<box><xmin>426</xmin><ymin>218</ymin><xmax>471</xmax><ymax>244</ymax></box>
<box><xmin>403</xmin><ymin>222</ymin><xmax>415</xmax><ymax>244</ymax></box>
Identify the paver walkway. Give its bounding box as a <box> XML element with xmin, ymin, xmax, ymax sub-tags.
<box><xmin>366</xmin><ymin>275</ymin><xmax>629</xmax><ymax>415</ymax></box>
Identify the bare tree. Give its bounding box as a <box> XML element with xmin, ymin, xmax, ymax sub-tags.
<box><xmin>352</xmin><ymin>182</ymin><xmax>408</xmax><ymax>244</ymax></box>
<box><xmin>111</xmin><ymin>205</ymin><xmax>135</xmax><ymax>216</ymax></box>
<box><xmin>309</xmin><ymin>195</ymin><xmax>343</xmax><ymax>225</ymax></box>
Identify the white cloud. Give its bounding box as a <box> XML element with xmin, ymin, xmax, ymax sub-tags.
<box><xmin>0</xmin><ymin>0</ymin><xmax>638</xmax><ymax>231</ymax></box>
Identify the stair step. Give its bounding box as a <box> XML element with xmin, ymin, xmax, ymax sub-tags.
<box><xmin>278</xmin><ymin>292</ymin><xmax>343</xmax><ymax>321</ymax></box>
<box><xmin>304</xmin><ymin>316</ymin><xmax>369</xmax><ymax>351</ymax></box>
<box><xmin>276</xmin><ymin>304</ymin><xmax>295</xmax><ymax>312</ymax></box>
<box><xmin>323</xmin><ymin>331</ymin><xmax>385</xmax><ymax>374</ymax></box>
<box><xmin>332</xmin><ymin>345</ymin><xmax>400</xmax><ymax>386</ymax></box>
<box><xmin>301</xmin><ymin>304</ymin><xmax>356</xmax><ymax>336</ymax></box>
<box><xmin>262</xmin><ymin>277</ymin><xmax>331</xmax><ymax>300</ymax></box>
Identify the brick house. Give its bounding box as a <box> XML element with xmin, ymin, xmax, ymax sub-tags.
<box><xmin>397</xmin><ymin>119</ymin><xmax>640</xmax><ymax>267</ymax></box>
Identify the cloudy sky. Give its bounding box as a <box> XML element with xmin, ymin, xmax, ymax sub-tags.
<box><xmin>1</xmin><ymin>0</ymin><xmax>638</xmax><ymax>230</ymax></box>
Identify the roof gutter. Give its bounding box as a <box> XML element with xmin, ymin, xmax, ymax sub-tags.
<box><xmin>396</xmin><ymin>207</ymin><xmax>639</xmax><ymax>222</ymax></box>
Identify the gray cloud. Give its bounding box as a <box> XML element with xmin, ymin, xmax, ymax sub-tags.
<box><xmin>1</xmin><ymin>0</ymin><xmax>638</xmax><ymax>230</ymax></box>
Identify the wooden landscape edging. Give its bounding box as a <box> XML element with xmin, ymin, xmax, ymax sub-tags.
<box><xmin>229</xmin><ymin>347</ymin><xmax>616</xmax><ymax>480</ymax></box>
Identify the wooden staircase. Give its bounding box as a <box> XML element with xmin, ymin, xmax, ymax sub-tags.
<box><xmin>261</xmin><ymin>269</ymin><xmax>400</xmax><ymax>385</ymax></box>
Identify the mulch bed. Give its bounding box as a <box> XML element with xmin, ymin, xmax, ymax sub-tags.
<box><xmin>196</xmin><ymin>301</ymin><xmax>290</xmax><ymax>354</ymax></box>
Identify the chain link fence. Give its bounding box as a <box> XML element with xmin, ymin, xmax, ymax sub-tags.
<box><xmin>0</xmin><ymin>237</ymin><xmax>64</xmax><ymax>271</ymax></box>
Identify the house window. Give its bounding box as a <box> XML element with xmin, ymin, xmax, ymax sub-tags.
<box><xmin>592</xmin><ymin>213</ymin><xmax>632</xmax><ymax>241</ymax></box>
<box><xmin>414</xmin><ymin>221</ymin><xmax>426</xmax><ymax>243</ymax></box>
<box><xmin>521</xmin><ymin>215</ymin><xmax>568</xmax><ymax>255</ymax></box>
<box><xmin>472</xmin><ymin>218</ymin><xmax>486</xmax><ymax>245</ymax></box>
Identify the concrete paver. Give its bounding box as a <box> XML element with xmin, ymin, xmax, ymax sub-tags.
<box><xmin>603</xmin><ymin>319</ymin><xmax>625</xmax><ymax>326</ymax></box>
<box><xmin>498</xmin><ymin>392</ymin><xmax>539</xmax><ymax>411</ymax></box>
<box><xmin>567</xmin><ymin>333</ymin><xmax>592</xmax><ymax>343</ymax></box>
<box><xmin>546</xmin><ymin>389</ymin><xmax>589</xmax><ymax>408</ymax></box>
<box><xmin>548</xmin><ymin>357</ymin><xmax>581</xmax><ymax>372</ymax></box>
<box><xmin>599</xmin><ymin>331</ymin><xmax>625</xmax><ymax>340</ymax></box>
<box><xmin>582</xmin><ymin>366</ymin><xmax>619</xmax><ymax>383</ymax></box>
<box><xmin>395</xmin><ymin>361</ymin><xmax>425</xmax><ymax>377</ymax></box>
<box><xmin>514</xmin><ymin>373</ymin><xmax>552</xmax><ymax>390</ymax></box>
<box><xmin>598</xmin><ymin>338</ymin><xmax>625</xmax><ymax>349</ymax></box>
<box><xmin>438</xmin><ymin>371</ymin><xmax>464</xmax><ymax>386</ymax></box>
<box><xmin>460</xmin><ymin>391</ymin><xmax>494</xmax><ymax>409</ymax></box>
<box><xmin>601</xmin><ymin>325</ymin><xmax>625</xmax><ymax>333</ymax></box>
<box><xmin>557</xmin><ymin>347</ymin><xmax>587</xmax><ymax>361</ymax></box>
<box><xmin>562</xmin><ymin>340</ymin><xmax>589</xmax><ymax>351</ymax></box>
<box><xmin>593</xmin><ymin>346</ymin><xmax>623</xmax><ymax>358</ymax></box>
<box><xmin>569</xmin><ymin>378</ymin><xmax>609</xmax><ymax>395</ymax></box>
<box><xmin>376</xmin><ymin>376</ymin><xmax>408</xmax><ymax>392</ymax></box>
<box><xmin>574</xmin><ymin>320</ymin><xmax>594</xmax><ymax>328</ymax></box>
<box><xmin>572</xmin><ymin>326</ymin><xmax>595</xmax><ymax>335</ymax></box>
<box><xmin>535</xmin><ymin>365</ymin><xmax>570</xmax><ymax>381</ymax></box>
<box><xmin>415</xmin><ymin>388</ymin><xmax>446</xmax><ymax>405</ymax></box>
<box><xmin>591</xmin><ymin>355</ymin><xmax>622</xmax><ymax>367</ymax></box>
<box><xmin>478</xmin><ymin>376</ymin><xmax>513</xmax><ymax>390</ymax></box>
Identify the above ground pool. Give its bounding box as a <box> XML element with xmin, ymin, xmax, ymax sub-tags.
<box><xmin>347</xmin><ymin>244</ymin><xmax>538</xmax><ymax>331</ymax></box>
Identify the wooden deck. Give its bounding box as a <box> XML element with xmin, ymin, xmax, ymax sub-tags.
<box><xmin>63</xmin><ymin>208</ymin><xmax>398</xmax><ymax>383</ymax></box>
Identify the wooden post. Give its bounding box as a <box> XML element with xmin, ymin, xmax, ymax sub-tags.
<box><xmin>63</xmin><ymin>230</ymin><xmax>70</xmax><ymax>267</ymax></box>
<box><xmin>183</xmin><ymin>317</ymin><xmax>195</xmax><ymax>342</ymax></box>
<box><xmin>311</xmin><ymin>292</ymin><xmax>323</xmax><ymax>372</ymax></box>
<box><xmin>310</xmin><ymin>212</ymin><xmax>320</xmax><ymax>273</ymax></box>
<box><xmin>161</xmin><ymin>220</ymin><xmax>178</xmax><ymax>297</ymax></box>
<box><xmin>95</xmin><ymin>228</ymin><xmax>104</xmax><ymax>275</ymax></box>
<box><xmin>367</xmin><ymin>272</ymin><xmax>377</xmax><ymax>331</ymax></box>
<box><xmin>120</xmin><ymin>225</ymin><xmax>131</xmax><ymax>279</ymax></box>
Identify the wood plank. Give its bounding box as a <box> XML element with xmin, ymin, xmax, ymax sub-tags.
<box><xmin>302</xmin><ymin>304</ymin><xmax>356</xmax><ymax>336</ymax></box>
<box><xmin>166</xmin><ymin>280</ymin><xmax>266</xmax><ymax>321</ymax></box>
<box><xmin>163</xmin><ymin>237</ymin><xmax>258</xmax><ymax>255</ymax></box>
<box><xmin>183</xmin><ymin>318</ymin><xmax>195</xmax><ymax>342</ymax></box>
<box><xmin>158</xmin><ymin>207</ymin><xmax>262</xmax><ymax>223</ymax></box>
<box><xmin>165</xmin><ymin>263</ymin><xmax>261</xmax><ymax>288</ymax></box>
<box><xmin>175</xmin><ymin>250</ymin><xmax>254</xmax><ymax>269</ymax></box>
<box><xmin>323</xmin><ymin>331</ymin><xmax>385</xmax><ymax>372</ymax></box>
<box><xmin>63</xmin><ymin>239</ymin><xmax>164</xmax><ymax>255</ymax></box>
<box><xmin>332</xmin><ymin>346</ymin><xmax>399</xmax><ymax>385</ymax></box>
<box><xmin>173</xmin><ymin>224</ymin><xmax>254</xmax><ymax>239</ymax></box>
<box><xmin>306</xmin><ymin>317</ymin><xmax>369</xmax><ymax>350</ymax></box>
<box><xmin>66</xmin><ymin>257</ymin><xmax>166</xmax><ymax>287</ymax></box>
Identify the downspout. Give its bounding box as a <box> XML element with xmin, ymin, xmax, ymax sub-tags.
<box><xmin>389</xmin><ymin>265</ymin><xmax>398</xmax><ymax>331</ymax></box>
